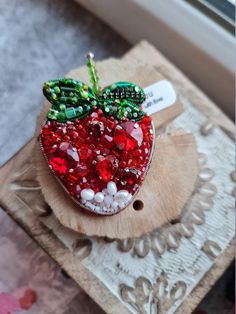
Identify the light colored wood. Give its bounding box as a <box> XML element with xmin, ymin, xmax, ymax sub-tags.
<box><xmin>0</xmin><ymin>42</ymin><xmax>234</xmax><ymax>314</ymax></box>
<box><xmin>35</xmin><ymin>60</ymin><xmax>196</xmax><ymax>239</ymax></box>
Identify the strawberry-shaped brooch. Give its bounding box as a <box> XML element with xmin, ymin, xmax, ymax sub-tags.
<box><xmin>39</xmin><ymin>53</ymin><xmax>155</xmax><ymax>215</ymax></box>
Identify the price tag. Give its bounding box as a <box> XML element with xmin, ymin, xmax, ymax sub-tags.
<box><xmin>143</xmin><ymin>80</ymin><xmax>177</xmax><ymax>115</ymax></box>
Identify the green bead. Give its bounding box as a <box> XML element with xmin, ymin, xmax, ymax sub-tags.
<box><xmin>47</xmin><ymin>109</ymin><xmax>58</xmax><ymax>120</ymax></box>
<box><xmin>54</xmin><ymin>86</ymin><xmax>60</xmax><ymax>94</ymax></box>
<box><xmin>81</xmin><ymin>91</ymin><xmax>88</xmax><ymax>99</ymax></box>
<box><xmin>57</xmin><ymin>112</ymin><xmax>66</xmax><ymax>121</ymax></box>
<box><xmin>65</xmin><ymin>107</ymin><xmax>76</xmax><ymax>119</ymax></box>
<box><xmin>59</xmin><ymin>104</ymin><xmax>66</xmax><ymax>110</ymax></box>
<box><xmin>71</xmin><ymin>96</ymin><xmax>78</xmax><ymax>104</ymax></box>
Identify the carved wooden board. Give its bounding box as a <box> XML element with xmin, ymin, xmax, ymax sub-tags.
<box><xmin>0</xmin><ymin>42</ymin><xmax>234</xmax><ymax>314</ymax></box>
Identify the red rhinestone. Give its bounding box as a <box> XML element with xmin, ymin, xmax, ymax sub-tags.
<box><xmin>101</xmin><ymin>134</ymin><xmax>114</xmax><ymax>149</ymax></box>
<box><xmin>121</xmin><ymin>168</ymin><xmax>140</xmax><ymax>185</ymax></box>
<box><xmin>89</xmin><ymin>120</ymin><xmax>104</xmax><ymax>136</ymax></box>
<box><xmin>127</xmin><ymin>159</ymin><xmax>137</xmax><ymax>167</ymax></box>
<box><xmin>67</xmin><ymin>172</ymin><xmax>78</xmax><ymax>184</ymax></box>
<box><xmin>44</xmin><ymin>144</ymin><xmax>57</xmax><ymax>155</ymax></box>
<box><xmin>42</xmin><ymin>137</ymin><xmax>55</xmax><ymax>148</ymax></box>
<box><xmin>82</xmin><ymin>182</ymin><xmax>90</xmax><ymax>189</ymax></box>
<box><xmin>41</xmin><ymin>125</ymin><xmax>52</xmax><ymax>137</ymax></box>
<box><xmin>106</xmin><ymin>119</ymin><xmax>115</xmax><ymax>131</ymax></box>
<box><xmin>96</xmin><ymin>158</ymin><xmax>113</xmax><ymax>182</ymax></box>
<box><xmin>49</xmin><ymin>157</ymin><xmax>68</xmax><ymax>175</ymax></box>
<box><xmin>74</xmin><ymin>163</ymin><xmax>88</xmax><ymax>177</ymax></box>
<box><xmin>62</xmin><ymin>135</ymin><xmax>70</xmax><ymax>142</ymax></box>
<box><xmin>140</xmin><ymin>115</ymin><xmax>151</xmax><ymax>126</ymax></box>
<box><xmin>122</xmin><ymin>121</ymin><xmax>143</xmax><ymax>146</ymax></box>
<box><xmin>114</xmin><ymin>128</ymin><xmax>138</xmax><ymax>151</ymax></box>
<box><xmin>78</xmin><ymin>145</ymin><xmax>92</xmax><ymax>160</ymax></box>
<box><xmin>119</xmin><ymin>160</ymin><xmax>126</xmax><ymax>168</ymax></box>
<box><xmin>72</xmin><ymin>131</ymin><xmax>79</xmax><ymax>139</ymax></box>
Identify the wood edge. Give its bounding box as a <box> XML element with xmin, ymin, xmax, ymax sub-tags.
<box><xmin>154</xmin><ymin>101</ymin><xmax>183</xmax><ymax>129</ymax></box>
<box><xmin>175</xmin><ymin>238</ymin><xmax>235</xmax><ymax>314</ymax></box>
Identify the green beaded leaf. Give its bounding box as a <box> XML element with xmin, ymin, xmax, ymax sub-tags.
<box><xmin>43</xmin><ymin>78</ymin><xmax>96</xmax><ymax>122</ymax></box>
<box><xmin>100</xmin><ymin>82</ymin><xmax>145</xmax><ymax>105</ymax></box>
<box><xmin>43</xmin><ymin>79</ymin><xmax>146</xmax><ymax>122</ymax></box>
<box><xmin>98</xmin><ymin>82</ymin><xmax>146</xmax><ymax>121</ymax></box>
<box><xmin>43</xmin><ymin>78</ymin><xmax>96</xmax><ymax>107</ymax></box>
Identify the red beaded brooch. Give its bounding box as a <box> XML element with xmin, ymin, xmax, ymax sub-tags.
<box><xmin>39</xmin><ymin>53</ymin><xmax>155</xmax><ymax>215</ymax></box>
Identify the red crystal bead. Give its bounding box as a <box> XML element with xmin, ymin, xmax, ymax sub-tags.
<box><xmin>78</xmin><ymin>145</ymin><xmax>92</xmax><ymax>160</ymax></box>
<box><xmin>101</xmin><ymin>134</ymin><xmax>114</xmax><ymax>149</ymax></box>
<box><xmin>49</xmin><ymin>157</ymin><xmax>68</xmax><ymax>175</ymax></box>
<box><xmin>121</xmin><ymin>168</ymin><xmax>140</xmax><ymax>186</ymax></box>
<box><xmin>89</xmin><ymin>120</ymin><xmax>104</xmax><ymax>136</ymax></box>
<box><xmin>96</xmin><ymin>158</ymin><xmax>113</xmax><ymax>182</ymax></box>
<box><xmin>114</xmin><ymin>128</ymin><xmax>138</xmax><ymax>151</ymax></box>
<box><xmin>67</xmin><ymin>172</ymin><xmax>79</xmax><ymax>184</ymax></box>
<box><xmin>74</xmin><ymin>163</ymin><xmax>88</xmax><ymax>177</ymax></box>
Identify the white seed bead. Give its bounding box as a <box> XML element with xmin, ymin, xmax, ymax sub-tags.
<box><xmin>104</xmin><ymin>195</ymin><xmax>113</xmax><ymax>207</ymax></box>
<box><xmin>102</xmin><ymin>188</ymin><xmax>108</xmax><ymax>195</ymax></box>
<box><xmin>81</xmin><ymin>198</ymin><xmax>86</xmax><ymax>204</ymax></box>
<box><xmin>126</xmin><ymin>193</ymin><xmax>132</xmax><ymax>204</ymax></box>
<box><xmin>86</xmin><ymin>201</ymin><xmax>95</xmax><ymax>210</ymax></box>
<box><xmin>107</xmin><ymin>181</ymin><xmax>117</xmax><ymax>195</ymax></box>
<box><xmin>114</xmin><ymin>190</ymin><xmax>129</xmax><ymax>202</ymax></box>
<box><xmin>94</xmin><ymin>192</ymin><xmax>104</xmax><ymax>203</ymax></box>
<box><xmin>111</xmin><ymin>201</ymin><xmax>118</xmax><ymax>210</ymax></box>
<box><xmin>119</xmin><ymin>201</ymin><xmax>126</xmax><ymax>208</ymax></box>
<box><xmin>81</xmin><ymin>188</ymin><xmax>95</xmax><ymax>201</ymax></box>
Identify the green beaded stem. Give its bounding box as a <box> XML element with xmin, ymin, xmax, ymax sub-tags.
<box><xmin>86</xmin><ymin>52</ymin><xmax>101</xmax><ymax>95</ymax></box>
<box><xmin>43</xmin><ymin>55</ymin><xmax>146</xmax><ymax>122</ymax></box>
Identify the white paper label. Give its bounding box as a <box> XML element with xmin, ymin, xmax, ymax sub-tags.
<box><xmin>142</xmin><ymin>80</ymin><xmax>177</xmax><ymax>115</ymax></box>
